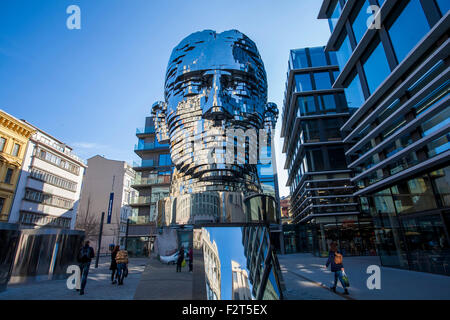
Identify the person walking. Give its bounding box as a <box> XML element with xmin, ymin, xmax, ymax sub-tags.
<box><xmin>77</xmin><ymin>240</ymin><xmax>95</xmax><ymax>295</ymax></box>
<box><xmin>176</xmin><ymin>246</ymin><xmax>184</xmax><ymax>272</ymax></box>
<box><xmin>115</xmin><ymin>246</ymin><xmax>129</xmax><ymax>285</ymax></box>
<box><xmin>325</xmin><ymin>242</ymin><xmax>349</xmax><ymax>295</ymax></box>
<box><xmin>110</xmin><ymin>245</ymin><xmax>120</xmax><ymax>284</ymax></box>
<box><xmin>188</xmin><ymin>247</ymin><xmax>193</xmax><ymax>272</ymax></box>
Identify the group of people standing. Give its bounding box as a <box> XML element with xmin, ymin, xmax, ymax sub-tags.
<box><xmin>76</xmin><ymin>241</ymin><xmax>129</xmax><ymax>295</ymax></box>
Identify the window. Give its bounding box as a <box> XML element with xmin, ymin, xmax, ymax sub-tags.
<box><xmin>291</xmin><ymin>49</ymin><xmax>308</xmax><ymax>69</ymax></box>
<box><xmin>4</xmin><ymin>168</ymin><xmax>13</xmax><ymax>184</ymax></box>
<box><xmin>0</xmin><ymin>197</ymin><xmax>4</xmax><ymax>214</ymax></box>
<box><xmin>303</xmin><ymin>120</ymin><xmax>320</xmax><ymax>142</ymax></box>
<box><xmin>12</xmin><ymin>143</ymin><xmax>20</xmax><ymax>157</ymax></box>
<box><xmin>344</xmin><ymin>71</ymin><xmax>365</xmax><ymax>110</ymax></box>
<box><xmin>313</xmin><ymin>72</ymin><xmax>332</xmax><ymax>90</ymax></box>
<box><xmin>388</xmin><ymin>0</ymin><xmax>430</xmax><ymax>64</ymax></box>
<box><xmin>297</xmin><ymin>95</ymin><xmax>317</xmax><ymax>116</ymax></box>
<box><xmin>328</xmin><ymin>147</ymin><xmax>347</xmax><ymax>169</ymax></box>
<box><xmin>328</xmin><ymin>1</ymin><xmax>342</xmax><ymax>33</ymax></box>
<box><xmin>362</xmin><ymin>39</ymin><xmax>391</xmax><ymax>94</ymax></box>
<box><xmin>435</xmin><ymin>0</ymin><xmax>450</xmax><ymax>17</ymax></box>
<box><xmin>307</xmin><ymin>149</ymin><xmax>325</xmax><ymax>172</ymax></box>
<box><xmin>295</xmin><ymin>73</ymin><xmax>312</xmax><ymax>92</ymax></box>
<box><xmin>324</xmin><ymin>119</ymin><xmax>342</xmax><ymax>141</ymax></box>
<box><xmin>159</xmin><ymin>154</ymin><xmax>172</xmax><ymax>166</ymax></box>
<box><xmin>319</xmin><ymin>94</ymin><xmax>337</xmax><ymax>113</ymax></box>
<box><xmin>336</xmin><ymin>32</ymin><xmax>352</xmax><ymax>70</ymax></box>
<box><xmin>0</xmin><ymin>138</ymin><xmax>6</xmax><ymax>152</ymax></box>
<box><xmin>309</xmin><ymin>47</ymin><xmax>328</xmax><ymax>67</ymax></box>
<box><xmin>351</xmin><ymin>0</ymin><xmax>371</xmax><ymax>44</ymax></box>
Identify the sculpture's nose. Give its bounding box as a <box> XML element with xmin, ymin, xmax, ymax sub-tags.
<box><xmin>203</xmin><ymin>70</ymin><xmax>232</xmax><ymax>120</ymax></box>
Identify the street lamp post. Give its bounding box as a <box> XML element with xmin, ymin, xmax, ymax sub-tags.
<box><xmin>95</xmin><ymin>212</ymin><xmax>105</xmax><ymax>268</ymax></box>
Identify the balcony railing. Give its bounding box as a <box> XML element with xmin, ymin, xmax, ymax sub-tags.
<box><xmin>129</xmin><ymin>196</ymin><xmax>152</xmax><ymax>205</ymax></box>
<box><xmin>136</xmin><ymin>127</ymin><xmax>156</xmax><ymax>135</ymax></box>
<box><xmin>132</xmin><ymin>175</ymin><xmax>171</xmax><ymax>186</ymax></box>
<box><xmin>132</xmin><ymin>159</ymin><xmax>154</xmax><ymax>168</ymax></box>
<box><xmin>128</xmin><ymin>215</ymin><xmax>156</xmax><ymax>225</ymax></box>
<box><xmin>134</xmin><ymin>141</ymin><xmax>170</xmax><ymax>151</ymax></box>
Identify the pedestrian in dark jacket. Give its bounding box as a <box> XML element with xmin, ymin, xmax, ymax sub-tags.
<box><xmin>77</xmin><ymin>240</ymin><xmax>95</xmax><ymax>295</ymax></box>
<box><xmin>176</xmin><ymin>246</ymin><xmax>184</xmax><ymax>272</ymax></box>
<box><xmin>188</xmin><ymin>247</ymin><xmax>193</xmax><ymax>272</ymax></box>
<box><xmin>325</xmin><ymin>242</ymin><xmax>349</xmax><ymax>295</ymax></box>
<box><xmin>110</xmin><ymin>245</ymin><xmax>120</xmax><ymax>284</ymax></box>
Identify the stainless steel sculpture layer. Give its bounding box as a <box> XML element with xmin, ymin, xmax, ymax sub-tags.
<box><xmin>153</xmin><ymin>30</ymin><xmax>285</xmax><ymax>299</ymax></box>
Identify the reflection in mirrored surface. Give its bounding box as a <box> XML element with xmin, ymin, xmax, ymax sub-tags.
<box><xmin>198</xmin><ymin>227</ymin><xmax>285</xmax><ymax>300</ymax></box>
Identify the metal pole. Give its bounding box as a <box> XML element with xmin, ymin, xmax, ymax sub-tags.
<box><xmin>95</xmin><ymin>212</ymin><xmax>105</xmax><ymax>268</ymax></box>
<box><xmin>125</xmin><ymin>218</ymin><xmax>130</xmax><ymax>250</ymax></box>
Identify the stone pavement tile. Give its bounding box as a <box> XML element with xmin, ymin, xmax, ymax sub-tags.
<box><xmin>133</xmin><ymin>257</ymin><xmax>193</xmax><ymax>300</ymax></box>
<box><xmin>278</xmin><ymin>253</ymin><xmax>450</xmax><ymax>300</ymax></box>
<box><xmin>0</xmin><ymin>257</ymin><xmax>148</xmax><ymax>300</ymax></box>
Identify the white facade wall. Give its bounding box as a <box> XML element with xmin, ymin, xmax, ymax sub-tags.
<box><xmin>9</xmin><ymin>128</ymin><xmax>86</xmax><ymax>229</ymax></box>
<box><xmin>77</xmin><ymin>155</ymin><xmax>136</xmax><ymax>254</ymax></box>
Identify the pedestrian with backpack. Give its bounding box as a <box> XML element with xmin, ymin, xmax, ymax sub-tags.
<box><xmin>115</xmin><ymin>246</ymin><xmax>129</xmax><ymax>285</ymax></box>
<box><xmin>77</xmin><ymin>240</ymin><xmax>95</xmax><ymax>295</ymax></box>
<box><xmin>110</xmin><ymin>245</ymin><xmax>120</xmax><ymax>284</ymax></box>
<box><xmin>325</xmin><ymin>242</ymin><xmax>349</xmax><ymax>295</ymax></box>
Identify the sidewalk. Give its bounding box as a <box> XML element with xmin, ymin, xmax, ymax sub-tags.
<box><xmin>278</xmin><ymin>253</ymin><xmax>450</xmax><ymax>300</ymax></box>
<box><xmin>0</xmin><ymin>257</ymin><xmax>148</xmax><ymax>300</ymax></box>
<box><xmin>133</xmin><ymin>256</ymin><xmax>193</xmax><ymax>300</ymax></box>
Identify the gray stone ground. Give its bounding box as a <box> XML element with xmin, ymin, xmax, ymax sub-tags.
<box><xmin>0</xmin><ymin>257</ymin><xmax>148</xmax><ymax>300</ymax></box>
<box><xmin>278</xmin><ymin>253</ymin><xmax>450</xmax><ymax>300</ymax></box>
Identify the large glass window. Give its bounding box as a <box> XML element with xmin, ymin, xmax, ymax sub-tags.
<box><xmin>291</xmin><ymin>49</ymin><xmax>309</xmax><ymax>69</ymax></box>
<box><xmin>324</xmin><ymin>119</ymin><xmax>342</xmax><ymax>141</ymax></box>
<box><xmin>328</xmin><ymin>0</ymin><xmax>342</xmax><ymax>33</ymax></box>
<box><xmin>303</xmin><ymin>120</ymin><xmax>320</xmax><ymax>142</ymax></box>
<box><xmin>391</xmin><ymin>176</ymin><xmax>437</xmax><ymax>214</ymax></box>
<box><xmin>307</xmin><ymin>149</ymin><xmax>325</xmax><ymax>171</ymax></box>
<box><xmin>319</xmin><ymin>94</ymin><xmax>337</xmax><ymax>113</ymax></box>
<box><xmin>430</xmin><ymin>167</ymin><xmax>450</xmax><ymax>207</ymax></box>
<box><xmin>362</xmin><ymin>40</ymin><xmax>391</xmax><ymax>94</ymax></box>
<box><xmin>12</xmin><ymin>143</ymin><xmax>20</xmax><ymax>157</ymax></box>
<box><xmin>313</xmin><ymin>72</ymin><xmax>332</xmax><ymax>90</ymax></box>
<box><xmin>4</xmin><ymin>168</ymin><xmax>13</xmax><ymax>184</ymax></box>
<box><xmin>295</xmin><ymin>73</ymin><xmax>313</xmax><ymax>92</ymax></box>
<box><xmin>309</xmin><ymin>47</ymin><xmax>328</xmax><ymax>67</ymax></box>
<box><xmin>344</xmin><ymin>72</ymin><xmax>365</xmax><ymax>110</ymax></box>
<box><xmin>297</xmin><ymin>95</ymin><xmax>317</xmax><ymax>116</ymax></box>
<box><xmin>435</xmin><ymin>0</ymin><xmax>450</xmax><ymax>16</ymax></box>
<box><xmin>159</xmin><ymin>154</ymin><xmax>172</xmax><ymax>166</ymax></box>
<box><xmin>388</xmin><ymin>0</ymin><xmax>430</xmax><ymax>64</ymax></box>
<box><xmin>328</xmin><ymin>147</ymin><xmax>347</xmax><ymax>169</ymax></box>
<box><xmin>0</xmin><ymin>138</ymin><xmax>6</xmax><ymax>152</ymax></box>
<box><xmin>351</xmin><ymin>0</ymin><xmax>371</xmax><ymax>44</ymax></box>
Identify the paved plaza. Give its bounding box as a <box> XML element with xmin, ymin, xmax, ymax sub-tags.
<box><xmin>278</xmin><ymin>253</ymin><xmax>450</xmax><ymax>300</ymax></box>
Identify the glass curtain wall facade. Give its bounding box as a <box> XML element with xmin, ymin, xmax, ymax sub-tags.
<box><xmin>128</xmin><ymin>115</ymin><xmax>172</xmax><ymax>256</ymax></box>
<box><xmin>281</xmin><ymin>46</ymin><xmax>376</xmax><ymax>257</ymax></box>
<box><xmin>318</xmin><ymin>0</ymin><xmax>450</xmax><ymax>274</ymax></box>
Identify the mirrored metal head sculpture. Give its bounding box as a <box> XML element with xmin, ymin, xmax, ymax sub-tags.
<box><xmin>153</xmin><ymin>30</ymin><xmax>274</xmax><ymax>197</ymax></box>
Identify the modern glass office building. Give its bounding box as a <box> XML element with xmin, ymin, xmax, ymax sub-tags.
<box><xmin>281</xmin><ymin>47</ymin><xmax>376</xmax><ymax>257</ymax></box>
<box><xmin>318</xmin><ymin>0</ymin><xmax>449</xmax><ymax>275</ymax></box>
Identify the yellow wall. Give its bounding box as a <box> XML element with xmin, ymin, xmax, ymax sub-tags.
<box><xmin>0</xmin><ymin>110</ymin><xmax>35</xmax><ymax>222</ymax></box>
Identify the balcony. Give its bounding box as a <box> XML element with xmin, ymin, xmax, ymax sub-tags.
<box><xmin>128</xmin><ymin>215</ymin><xmax>156</xmax><ymax>225</ymax></box>
<box><xmin>136</xmin><ymin>127</ymin><xmax>156</xmax><ymax>135</ymax></box>
<box><xmin>132</xmin><ymin>159</ymin><xmax>155</xmax><ymax>168</ymax></box>
<box><xmin>134</xmin><ymin>141</ymin><xmax>170</xmax><ymax>152</ymax></box>
<box><xmin>131</xmin><ymin>175</ymin><xmax>171</xmax><ymax>187</ymax></box>
<box><xmin>129</xmin><ymin>196</ymin><xmax>152</xmax><ymax>206</ymax></box>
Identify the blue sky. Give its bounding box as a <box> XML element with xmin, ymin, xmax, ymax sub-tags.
<box><xmin>0</xmin><ymin>0</ymin><xmax>331</xmax><ymax>196</ymax></box>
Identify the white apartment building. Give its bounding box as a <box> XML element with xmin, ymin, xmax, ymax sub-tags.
<box><xmin>9</xmin><ymin>124</ymin><xmax>86</xmax><ymax>229</ymax></box>
<box><xmin>77</xmin><ymin>155</ymin><xmax>136</xmax><ymax>254</ymax></box>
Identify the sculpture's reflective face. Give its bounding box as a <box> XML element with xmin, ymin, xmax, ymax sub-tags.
<box><xmin>154</xmin><ymin>30</ymin><xmax>271</xmax><ymax>195</ymax></box>
<box><xmin>164</xmin><ymin>30</ymin><xmax>267</xmax><ymax>125</ymax></box>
